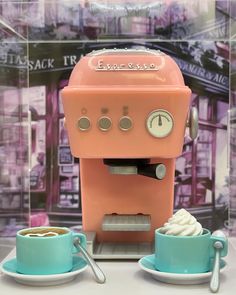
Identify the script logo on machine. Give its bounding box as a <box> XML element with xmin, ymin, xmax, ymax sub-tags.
<box><xmin>95</xmin><ymin>59</ymin><xmax>162</xmax><ymax>71</ymax></box>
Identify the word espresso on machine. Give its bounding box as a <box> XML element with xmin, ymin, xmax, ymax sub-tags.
<box><xmin>62</xmin><ymin>48</ymin><xmax>198</xmax><ymax>259</ymax></box>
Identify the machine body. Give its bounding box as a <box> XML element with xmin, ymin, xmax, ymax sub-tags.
<box><xmin>62</xmin><ymin>48</ymin><xmax>194</xmax><ymax>259</ymax></box>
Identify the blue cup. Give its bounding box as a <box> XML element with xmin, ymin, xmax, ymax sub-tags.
<box><xmin>155</xmin><ymin>228</ymin><xmax>228</xmax><ymax>274</ymax></box>
<box><xmin>16</xmin><ymin>227</ymin><xmax>86</xmax><ymax>275</ymax></box>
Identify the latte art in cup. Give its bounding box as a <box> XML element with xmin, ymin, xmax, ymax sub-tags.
<box><xmin>159</xmin><ymin>208</ymin><xmax>203</xmax><ymax>236</ymax></box>
<box><xmin>25</xmin><ymin>232</ymin><xmax>59</xmax><ymax>237</ymax></box>
<box><xmin>20</xmin><ymin>227</ymin><xmax>68</xmax><ymax>237</ymax></box>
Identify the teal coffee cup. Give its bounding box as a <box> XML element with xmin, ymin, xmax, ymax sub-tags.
<box><xmin>155</xmin><ymin>228</ymin><xmax>228</xmax><ymax>274</ymax></box>
<box><xmin>16</xmin><ymin>226</ymin><xmax>86</xmax><ymax>275</ymax></box>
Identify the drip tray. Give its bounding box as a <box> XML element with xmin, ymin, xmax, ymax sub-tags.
<box><xmin>102</xmin><ymin>214</ymin><xmax>151</xmax><ymax>231</ymax></box>
<box><xmin>83</xmin><ymin>231</ymin><xmax>154</xmax><ymax>259</ymax></box>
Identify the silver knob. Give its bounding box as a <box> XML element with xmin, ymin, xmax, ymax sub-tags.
<box><xmin>187</xmin><ymin>107</ymin><xmax>198</xmax><ymax>140</ymax></box>
<box><xmin>119</xmin><ymin>116</ymin><xmax>133</xmax><ymax>131</ymax></box>
<box><xmin>77</xmin><ymin>117</ymin><xmax>91</xmax><ymax>131</ymax></box>
<box><xmin>98</xmin><ymin>116</ymin><xmax>112</xmax><ymax>131</ymax></box>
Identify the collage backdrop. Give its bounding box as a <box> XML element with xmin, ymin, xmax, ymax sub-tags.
<box><xmin>0</xmin><ymin>0</ymin><xmax>234</xmax><ymax>236</ymax></box>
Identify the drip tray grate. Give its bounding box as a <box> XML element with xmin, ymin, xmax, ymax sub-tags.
<box><xmin>102</xmin><ymin>214</ymin><xmax>151</xmax><ymax>231</ymax></box>
<box><xmin>82</xmin><ymin>231</ymin><xmax>154</xmax><ymax>259</ymax></box>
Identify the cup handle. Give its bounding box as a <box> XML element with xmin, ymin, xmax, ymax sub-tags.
<box><xmin>72</xmin><ymin>233</ymin><xmax>87</xmax><ymax>254</ymax></box>
<box><xmin>210</xmin><ymin>235</ymin><xmax>228</xmax><ymax>258</ymax></box>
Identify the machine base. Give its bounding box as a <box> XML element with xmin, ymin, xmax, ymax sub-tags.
<box><xmin>83</xmin><ymin>231</ymin><xmax>154</xmax><ymax>259</ymax></box>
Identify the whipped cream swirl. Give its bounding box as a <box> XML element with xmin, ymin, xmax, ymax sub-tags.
<box><xmin>160</xmin><ymin>209</ymin><xmax>203</xmax><ymax>236</ymax></box>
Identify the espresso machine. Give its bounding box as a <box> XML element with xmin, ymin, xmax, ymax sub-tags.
<box><xmin>62</xmin><ymin>48</ymin><xmax>198</xmax><ymax>259</ymax></box>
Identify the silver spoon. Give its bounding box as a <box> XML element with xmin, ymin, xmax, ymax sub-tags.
<box><xmin>74</xmin><ymin>238</ymin><xmax>106</xmax><ymax>284</ymax></box>
<box><xmin>210</xmin><ymin>230</ymin><xmax>226</xmax><ymax>293</ymax></box>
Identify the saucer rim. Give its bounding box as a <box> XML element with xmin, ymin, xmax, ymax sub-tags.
<box><xmin>138</xmin><ymin>254</ymin><xmax>227</xmax><ymax>278</ymax></box>
<box><xmin>1</xmin><ymin>256</ymin><xmax>88</xmax><ymax>280</ymax></box>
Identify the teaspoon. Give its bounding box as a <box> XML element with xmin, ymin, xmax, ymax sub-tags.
<box><xmin>74</xmin><ymin>238</ymin><xmax>106</xmax><ymax>284</ymax></box>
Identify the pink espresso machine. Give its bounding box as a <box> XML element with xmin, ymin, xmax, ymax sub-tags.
<box><xmin>62</xmin><ymin>48</ymin><xmax>198</xmax><ymax>259</ymax></box>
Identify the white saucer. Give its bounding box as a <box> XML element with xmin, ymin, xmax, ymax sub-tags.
<box><xmin>1</xmin><ymin>256</ymin><xmax>88</xmax><ymax>286</ymax></box>
<box><xmin>138</xmin><ymin>254</ymin><xmax>226</xmax><ymax>285</ymax></box>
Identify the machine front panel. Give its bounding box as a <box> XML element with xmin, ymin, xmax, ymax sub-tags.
<box><xmin>62</xmin><ymin>87</ymin><xmax>191</xmax><ymax>159</ymax></box>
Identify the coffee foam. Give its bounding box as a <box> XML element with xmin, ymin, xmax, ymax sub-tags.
<box><xmin>20</xmin><ymin>227</ymin><xmax>68</xmax><ymax>237</ymax></box>
<box><xmin>25</xmin><ymin>232</ymin><xmax>59</xmax><ymax>237</ymax></box>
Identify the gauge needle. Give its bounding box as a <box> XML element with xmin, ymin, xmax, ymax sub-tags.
<box><xmin>158</xmin><ymin>115</ymin><xmax>162</xmax><ymax>126</ymax></box>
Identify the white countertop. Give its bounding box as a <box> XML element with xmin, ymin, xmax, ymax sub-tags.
<box><xmin>0</xmin><ymin>237</ymin><xmax>15</xmax><ymax>261</ymax></box>
<box><xmin>1</xmin><ymin>238</ymin><xmax>236</xmax><ymax>295</ymax></box>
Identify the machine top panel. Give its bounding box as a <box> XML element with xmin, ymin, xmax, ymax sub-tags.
<box><xmin>87</xmin><ymin>48</ymin><xmax>165</xmax><ymax>56</ymax></box>
<box><xmin>67</xmin><ymin>48</ymin><xmax>188</xmax><ymax>88</ymax></box>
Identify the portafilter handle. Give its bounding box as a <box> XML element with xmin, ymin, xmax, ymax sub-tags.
<box><xmin>138</xmin><ymin>163</ymin><xmax>166</xmax><ymax>180</ymax></box>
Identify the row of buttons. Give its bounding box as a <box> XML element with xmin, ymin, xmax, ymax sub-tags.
<box><xmin>78</xmin><ymin>116</ymin><xmax>133</xmax><ymax>132</ymax></box>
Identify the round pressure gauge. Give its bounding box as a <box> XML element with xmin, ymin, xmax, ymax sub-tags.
<box><xmin>146</xmin><ymin>110</ymin><xmax>174</xmax><ymax>138</ymax></box>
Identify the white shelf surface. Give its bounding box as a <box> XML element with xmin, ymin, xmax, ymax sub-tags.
<box><xmin>0</xmin><ymin>238</ymin><xmax>236</xmax><ymax>295</ymax></box>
